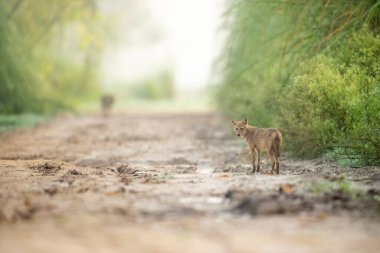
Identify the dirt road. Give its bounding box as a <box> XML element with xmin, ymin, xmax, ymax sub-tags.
<box><xmin>0</xmin><ymin>112</ymin><xmax>379</xmax><ymax>253</ymax></box>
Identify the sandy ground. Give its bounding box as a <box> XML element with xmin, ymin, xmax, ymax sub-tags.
<box><xmin>0</xmin><ymin>112</ymin><xmax>379</xmax><ymax>253</ymax></box>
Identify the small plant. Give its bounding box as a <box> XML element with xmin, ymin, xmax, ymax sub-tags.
<box><xmin>156</xmin><ymin>172</ymin><xmax>175</xmax><ymax>180</ymax></box>
<box><xmin>308</xmin><ymin>178</ymin><xmax>365</xmax><ymax>200</ymax></box>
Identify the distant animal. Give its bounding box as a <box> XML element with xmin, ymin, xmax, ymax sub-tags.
<box><xmin>232</xmin><ymin>117</ymin><xmax>283</xmax><ymax>174</ymax></box>
<box><xmin>101</xmin><ymin>94</ymin><xmax>115</xmax><ymax>116</ymax></box>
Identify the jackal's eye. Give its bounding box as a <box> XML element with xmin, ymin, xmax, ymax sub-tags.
<box><xmin>240</xmin><ymin>128</ymin><xmax>243</xmax><ymax>130</ymax></box>
<box><xmin>235</xmin><ymin>128</ymin><xmax>238</xmax><ymax>131</ymax></box>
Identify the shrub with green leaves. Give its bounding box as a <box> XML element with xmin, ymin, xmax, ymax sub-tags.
<box><xmin>215</xmin><ymin>0</ymin><xmax>380</xmax><ymax>127</ymax></box>
<box><xmin>278</xmin><ymin>31</ymin><xmax>380</xmax><ymax>164</ymax></box>
<box><xmin>216</xmin><ymin>0</ymin><xmax>380</xmax><ymax>165</ymax></box>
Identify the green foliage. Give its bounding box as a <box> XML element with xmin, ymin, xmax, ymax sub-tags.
<box><xmin>278</xmin><ymin>31</ymin><xmax>380</xmax><ymax>164</ymax></box>
<box><xmin>308</xmin><ymin>178</ymin><xmax>364</xmax><ymax>199</ymax></box>
<box><xmin>0</xmin><ymin>114</ymin><xmax>48</xmax><ymax>132</ymax></box>
<box><xmin>216</xmin><ymin>0</ymin><xmax>379</xmax><ymax>127</ymax></box>
<box><xmin>129</xmin><ymin>69</ymin><xmax>175</xmax><ymax>100</ymax></box>
<box><xmin>278</xmin><ymin>54</ymin><xmax>355</xmax><ymax>157</ymax></box>
<box><xmin>216</xmin><ymin>0</ymin><xmax>380</xmax><ymax>165</ymax></box>
<box><xmin>0</xmin><ymin>0</ymin><xmax>105</xmax><ymax>114</ymax></box>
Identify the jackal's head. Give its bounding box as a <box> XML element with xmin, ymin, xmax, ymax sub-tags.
<box><xmin>231</xmin><ymin>117</ymin><xmax>248</xmax><ymax>137</ymax></box>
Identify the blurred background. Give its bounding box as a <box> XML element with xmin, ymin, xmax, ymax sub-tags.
<box><xmin>0</xmin><ymin>0</ymin><xmax>379</xmax><ymax>165</ymax></box>
<box><xmin>0</xmin><ymin>0</ymin><xmax>224</xmax><ymax>115</ymax></box>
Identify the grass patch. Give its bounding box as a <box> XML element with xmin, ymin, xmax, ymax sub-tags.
<box><xmin>308</xmin><ymin>178</ymin><xmax>365</xmax><ymax>200</ymax></box>
<box><xmin>0</xmin><ymin>114</ymin><xmax>49</xmax><ymax>132</ymax></box>
<box><xmin>324</xmin><ymin>148</ymin><xmax>364</xmax><ymax>167</ymax></box>
<box><xmin>156</xmin><ymin>172</ymin><xmax>175</xmax><ymax>180</ymax></box>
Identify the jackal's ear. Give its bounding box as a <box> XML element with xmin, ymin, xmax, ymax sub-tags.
<box><xmin>231</xmin><ymin>119</ymin><xmax>236</xmax><ymax>125</ymax></box>
<box><xmin>243</xmin><ymin>117</ymin><xmax>248</xmax><ymax>125</ymax></box>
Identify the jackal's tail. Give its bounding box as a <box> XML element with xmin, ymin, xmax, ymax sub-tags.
<box><xmin>273</xmin><ymin>131</ymin><xmax>283</xmax><ymax>157</ymax></box>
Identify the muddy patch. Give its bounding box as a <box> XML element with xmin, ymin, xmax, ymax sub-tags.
<box><xmin>1</xmin><ymin>112</ymin><xmax>380</xmax><ymax>252</ymax></box>
<box><xmin>57</xmin><ymin>169</ymin><xmax>87</xmax><ymax>186</ymax></box>
<box><xmin>0</xmin><ymin>197</ymin><xmax>49</xmax><ymax>222</ymax></box>
<box><xmin>229</xmin><ymin>183</ymin><xmax>380</xmax><ymax>217</ymax></box>
<box><xmin>214</xmin><ymin>164</ymin><xmax>249</xmax><ymax>174</ymax></box>
<box><xmin>31</xmin><ymin>162</ymin><xmax>62</xmax><ymax>176</ymax></box>
<box><xmin>76</xmin><ymin>158</ymin><xmax>112</xmax><ymax>167</ymax></box>
<box><xmin>43</xmin><ymin>187</ymin><xmax>59</xmax><ymax>196</ymax></box>
<box><xmin>140</xmin><ymin>206</ymin><xmax>204</xmax><ymax>220</ymax></box>
<box><xmin>67</xmin><ymin>169</ymin><xmax>83</xmax><ymax>175</ymax></box>
<box><xmin>169</xmin><ymin>157</ymin><xmax>197</xmax><ymax>165</ymax></box>
<box><xmin>116</xmin><ymin>133</ymin><xmax>161</xmax><ymax>142</ymax></box>
<box><xmin>116</xmin><ymin>164</ymin><xmax>165</xmax><ymax>184</ymax></box>
<box><xmin>116</xmin><ymin>164</ymin><xmax>139</xmax><ymax>175</ymax></box>
<box><xmin>174</xmin><ymin>165</ymin><xmax>197</xmax><ymax>174</ymax></box>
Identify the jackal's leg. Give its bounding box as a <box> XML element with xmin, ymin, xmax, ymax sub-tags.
<box><xmin>103</xmin><ymin>107</ymin><xmax>109</xmax><ymax>117</ymax></box>
<box><xmin>275</xmin><ymin>155</ymin><xmax>280</xmax><ymax>174</ymax></box>
<box><xmin>249</xmin><ymin>146</ymin><xmax>256</xmax><ymax>173</ymax></box>
<box><xmin>256</xmin><ymin>148</ymin><xmax>261</xmax><ymax>172</ymax></box>
<box><xmin>273</xmin><ymin>142</ymin><xmax>281</xmax><ymax>174</ymax></box>
<box><xmin>268</xmin><ymin>148</ymin><xmax>275</xmax><ymax>174</ymax></box>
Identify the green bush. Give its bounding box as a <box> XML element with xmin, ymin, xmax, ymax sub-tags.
<box><xmin>0</xmin><ymin>1</ymin><xmax>104</xmax><ymax>114</ymax></box>
<box><xmin>215</xmin><ymin>0</ymin><xmax>380</xmax><ymax>127</ymax></box>
<box><xmin>278</xmin><ymin>31</ymin><xmax>380</xmax><ymax>164</ymax></box>
<box><xmin>215</xmin><ymin>0</ymin><xmax>380</xmax><ymax>165</ymax></box>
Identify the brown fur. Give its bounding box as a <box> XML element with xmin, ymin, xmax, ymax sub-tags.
<box><xmin>232</xmin><ymin>117</ymin><xmax>283</xmax><ymax>174</ymax></box>
<box><xmin>101</xmin><ymin>95</ymin><xmax>115</xmax><ymax>117</ymax></box>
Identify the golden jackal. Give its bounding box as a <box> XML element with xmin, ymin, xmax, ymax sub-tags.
<box><xmin>232</xmin><ymin>118</ymin><xmax>283</xmax><ymax>174</ymax></box>
<box><xmin>101</xmin><ymin>94</ymin><xmax>115</xmax><ymax>116</ymax></box>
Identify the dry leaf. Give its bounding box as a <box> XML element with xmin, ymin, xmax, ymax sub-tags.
<box><xmin>279</xmin><ymin>183</ymin><xmax>296</xmax><ymax>195</ymax></box>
